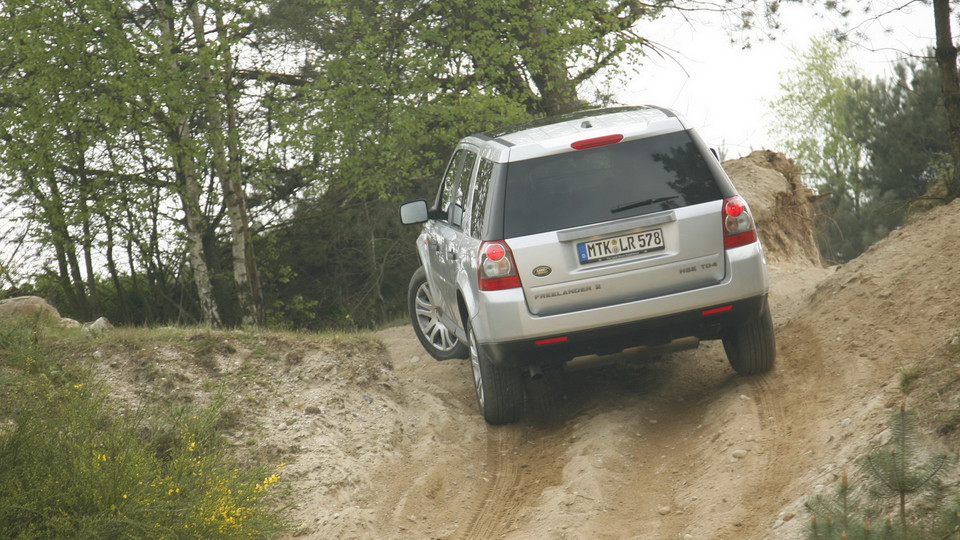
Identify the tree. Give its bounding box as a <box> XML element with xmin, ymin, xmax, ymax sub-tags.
<box><xmin>0</xmin><ymin>0</ymin><xmax>146</xmax><ymax>319</ymax></box>
<box><xmin>805</xmin><ymin>407</ymin><xmax>953</xmax><ymax>539</ymax></box>
<box><xmin>861</xmin><ymin>56</ymin><xmax>948</xmax><ymax>201</ymax></box>
<box><xmin>419</xmin><ymin>0</ymin><xmax>666</xmax><ymax>116</ymax></box>
<box><xmin>933</xmin><ymin>0</ymin><xmax>960</xmax><ymax>200</ymax></box>
<box><xmin>771</xmin><ymin>37</ymin><xmax>953</xmax><ymax>263</ymax></box>
<box><xmin>188</xmin><ymin>1</ymin><xmax>263</xmax><ymax>326</ymax></box>
<box><xmin>816</xmin><ymin>0</ymin><xmax>960</xmax><ymax>203</ymax></box>
<box><xmin>769</xmin><ymin>35</ymin><xmax>878</xmax><ymax>262</ymax></box>
<box><xmin>770</xmin><ymin>35</ymin><xmax>869</xmax><ymax>209</ymax></box>
<box><xmin>152</xmin><ymin>0</ymin><xmax>224</xmax><ymax>327</ymax></box>
<box><xmin>264</xmin><ymin>0</ymin><xmax>669</xmax><ymax>117</ymax></box>
<box><xmin>0</xmin><ymin>0</ymin><xmax>274</xmax><ymax>327</ymax></box>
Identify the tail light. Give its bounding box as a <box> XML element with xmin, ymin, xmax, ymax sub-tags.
<box><xmin>478</xmin><ymin>241</ymin><xmax>522</xmax><ymax>291</ymax></box>
<box><xmin>722</xmin><ymin>195</ymin><xmax>758</xmax><ymax>249</ymax></box>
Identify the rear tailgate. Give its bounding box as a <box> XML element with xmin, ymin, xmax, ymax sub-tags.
<box><xmin>512</xmin><ymin>202</ymin><xmax>725</xmax><ymax>316</ymax></box>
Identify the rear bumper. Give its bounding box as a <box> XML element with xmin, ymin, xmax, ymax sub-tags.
<box><xmin>470</xmin><ymin>242</ymin><xmax>770</xmax><ymax>367</ymax></box>
<box><xmin>478</xmin><ymin>294</ymin><xmax>767</xmax><ymax>367</ymax></box>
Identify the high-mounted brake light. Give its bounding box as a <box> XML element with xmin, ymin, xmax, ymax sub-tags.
<box><xmin>571</xmin><ymin>134</ymin><xmax>624</xmax><ymax>150</ymax></box>
<box><xmin>722</xmin><ymin>195</ymin><xmax>758</xmax><ymax>249</ymax></box>
<box><xmin>479</xmin><ymin>241</ymin><xmax>522</xmax><ymax>291</ymax></box>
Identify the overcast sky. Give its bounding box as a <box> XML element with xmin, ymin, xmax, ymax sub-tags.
<box><xmin>614</xmin><ymin>1</ymin><xmax>936</xmax><ymax>158</ymax></box>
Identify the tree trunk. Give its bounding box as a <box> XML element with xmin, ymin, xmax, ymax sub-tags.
<box><xmin>934</xmin><ymin>0</ymin><xmax>960</xmax><ymax>200</ymax></box>
<box><xmin>226</xmin><ymin>69</ymin><xmax>264</xmax><ymax>325</ymax></box>
<box><xmin>160</xmin><ymin>0</ymin><xmax>222</xmax><ymax>327</ymax></box>
<box><xmin>191</xmin><ymin>4</ymin><xmax>261</xmax><ymax>326</ymax></box>
<box><xmin>76</xmin><ymin>155</ymin><xmax>100</xmax><ymax>316</ymax></box>
<box><xmin>39</xmin><ymin>176</ymin><xmax>88</xmax><ymax>316</ymax></box>
<box><xmin>31</xmin><ymin>173</ymin><xmax>81</xmax><ymax>314</ymax></box>
<box><xmin>519</xmin><ymin>2</ymin><xmax>581</xmax><ymax>116</ymax></box>
<box><xmin>530</xmin><ymin>62</ymin><xmax>581</xmax><ymax>116</ymax></box>
<box><xmin>177</xmin><ymin>158</ymin><xmax>222</xmax><ymax>327</ymax></box>
<box><xmin>51</xmin><ymin>230</ymin><xmax>81</xmax><ymax>314</ymax></box>
<box><xmin>80</xmin><ymin>213</ymin><xmax>99</xmax><ymax>315</ymax></box>
<box><xmin>125</xmin><ymin>230</ymin><xmax>149</xmax><ymax>324</ymax></box>
<box><xmin>219</xmin><ymin>9</ymin><xmax>263</xmax><ymax>325</ymax></box>
<box><xmin>105</xmin><ymin>218</ymin><xmax>129</xmax><ymax>324</ymax></box>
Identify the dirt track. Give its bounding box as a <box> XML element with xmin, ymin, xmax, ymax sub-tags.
<box><xmin>332</xmin><ymin>263</ymin><xmax>830</xmax><ymax>540</ymax></box>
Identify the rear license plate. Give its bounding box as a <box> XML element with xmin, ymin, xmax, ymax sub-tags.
<box><xmin>577</xmin><ymin>228</ymin><xmax>665</xmax><ymax>264</ymax></box>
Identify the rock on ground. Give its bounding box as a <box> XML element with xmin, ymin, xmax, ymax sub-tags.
<box><xmin>0</xmin><ymin>296</ymin><xmax>62</xmax><ymax>322</ymax></box>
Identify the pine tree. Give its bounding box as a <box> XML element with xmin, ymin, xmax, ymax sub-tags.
<box><xmin>805</xmin><ymin>406</ymin><xmax>954</xmax><ymax>540</ymax></box>
<box><xmin>806</xmin><ymin>470</ymin><xmax>870</xmax><ymax>539</ymax></box>
<box><xmin>860</xmin><ymin>406</ymin><xmax>951</xmax><ymax>537</ymax></box>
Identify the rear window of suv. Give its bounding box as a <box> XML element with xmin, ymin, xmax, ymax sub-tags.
<box><xmin>502</xmin><ymin>130</ymin><xmax>723</xmax><ymax>238</ymax></box>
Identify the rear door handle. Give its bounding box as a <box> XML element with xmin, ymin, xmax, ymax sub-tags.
<box><xmin>447</xmin><ymin>250</ymin><xmax>457</xmax><ymax>260</ymax></box>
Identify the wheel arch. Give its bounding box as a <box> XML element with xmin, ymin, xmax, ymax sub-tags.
<box><xmin>454</xmin><ymin>261</ymin><xmax>479</xmax><ymax>342</ymax></box>
<box><xmin>457</xmin><ymin>290</ymin><xmax>471</xmax><ymax>340</ymax></box>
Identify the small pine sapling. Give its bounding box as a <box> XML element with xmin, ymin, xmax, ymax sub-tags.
<box><xmin>859</xmin><ymin>406</ymin><xmax>952</xmax><ymax>538</ymax></box>
<box><xmin>806</xmin><ymin>470</ymin><xmax>871</xmax><ymax>539</ymax></box>
<box><xmin>805</xmin><ymin>406</ymin><xmax>955</xmax><ymax>540</ymax></box>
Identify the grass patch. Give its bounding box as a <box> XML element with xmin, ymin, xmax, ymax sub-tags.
<box><xmin>898</xmin><ymin>365</ymin><xmax>921</xmax><ymax>393</ymax></box>
<box><xmin>0</xmin><ymin>319</ymin><xmax>288</xmax><ymax>539</ymax></box>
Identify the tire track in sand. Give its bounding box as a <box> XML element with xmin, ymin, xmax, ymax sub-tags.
<box><xmin>742</xmin><ymin>320</ymin><xmax>825</xmax><ymax>531</ymax></box>
<box><xmin>459</xmin><ymin>427</ymin><xmax>530</xmax><ymax>540</ymax></box>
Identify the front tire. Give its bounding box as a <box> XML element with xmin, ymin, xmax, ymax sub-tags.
<box><xmin>408</xmin><ymin>267</ymin><xmax>468</xmax><ymax>360</ymax></box>
<box><xmin>468</xmin><ymin>325</ymin><xmax>524</xmax><ymax>425</ymax></box>
<box><xmin>722</xmin><ymin>299</ymin><xmax>776</xmax><ymax>375</ymax></box>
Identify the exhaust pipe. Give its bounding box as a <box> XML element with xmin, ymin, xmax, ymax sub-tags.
<box><xmin>527</xmin><ymin>365</ymin><xmax>544</xmax><ymax>381</ymax></box>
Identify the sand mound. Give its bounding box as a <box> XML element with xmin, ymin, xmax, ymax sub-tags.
<box><xmin>724</xmin><ymin>150</ymin><xmax>822</xmax><ymax>267</ymax></box>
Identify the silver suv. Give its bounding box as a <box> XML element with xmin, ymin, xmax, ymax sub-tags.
<box><xmin>400</xmin><ymin>106</ymin><xmax>774</xmax><ymax>425</ymax></box>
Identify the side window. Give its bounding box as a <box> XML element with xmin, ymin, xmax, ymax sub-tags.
<box><xmin>435</xmin><ymin>150</ymin><xmax>464</xmax><ymax>218</ymax></box>
<box><xmin>468</xmin><ymin>158</ymin><xmax>495</xmax><ymax>237</ymax></box>
<box><xmin>451</xmin><ymin>150</ymin><xmax>478</xmax><ymax>229</ymax></box>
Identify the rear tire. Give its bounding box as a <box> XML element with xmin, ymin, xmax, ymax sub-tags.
<box><xmin>722</xmin><ymin>299</ymin><xmax>776</xmax><ymax>375</ymax></box>
<box><xmin>468</xmin><ymin>325</ymin><xmax>524</xmax><ymax>425</ymax></box>
<box><xmin>408</xmin><ymin>267</ymin><xmax>468</xmax><ymax>360</ymax></box>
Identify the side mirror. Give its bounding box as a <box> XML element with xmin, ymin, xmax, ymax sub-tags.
<box><xmin>399</xmin><ymin>199</ymin><xmax>429</xmax><ymax>225</ymax></box>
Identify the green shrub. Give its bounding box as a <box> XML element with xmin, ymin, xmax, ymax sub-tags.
<box><xmin>0</xmin><ymin>323</ymin><xmax>288</xmax><ymax>539</ymax></box>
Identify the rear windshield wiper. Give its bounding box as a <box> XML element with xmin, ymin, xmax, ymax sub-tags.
<box><xmin>611</xmin><ymin>196</ymin><xmax>678</xmax><ymax>214</ymax></box>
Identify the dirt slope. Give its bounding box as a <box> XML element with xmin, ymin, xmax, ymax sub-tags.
<box><xmin>81</xmin><ymin>155</ymin><xmax>959</xmax><ymax>538</ymax></box>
